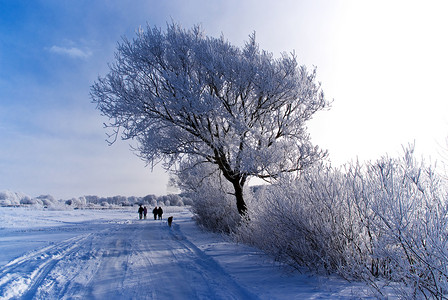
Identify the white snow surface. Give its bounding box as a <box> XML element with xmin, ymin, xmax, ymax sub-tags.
<box><xmin>0</xmin><ymin>207</ymin><xmax>375</xmax><ymax>299</ymax></box>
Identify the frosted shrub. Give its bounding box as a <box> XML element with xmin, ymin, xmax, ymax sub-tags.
<box><xmin>168</xmin><ymin>194</ymin><xmax>183</xmax><ymax>206</ymax></box>
<box><xmin>36</xmin><ymin>195</ymin><xmax>57</xmax><ymax>207</ymax></box>
<box><xmin>175</xmin><ymin>160</ymin><xmax>241</xmax><ymax>233</ymax></box>
<box><xmin>361</xmin><ymin>149</ymin><xmax>448</xmax><ymax>299</ymax></box>
<box><xmin>0</xmin><ymin>191</ymin><xmax>30</xmax><ymax>206</ymax></box>
<box><xmin>0</xmin><ymin>198</ymin><xmax>12</xmax><ymax>206</ymax></box>
<box><xmin>236</xmin><ymin>147</ymin><xmax>448</xmax><ymax>299</ymax></box>
<box><xmin>73</xmin><ymin>197</ymin><xmax>87</xmax><ymax>207</ymax></box>
<box><xmin>237</xmin><ymin>166</ymin><xmax>353</xmax><ymax>273</ymax></box>
<box><xmin>0</xmin><ymin>191</ymin><xmax>14</xmax><ymax>206</ymax></box>
<box><xmin>20</xmin><ymin>196</ymin><xmax>37</xmax><ymax>205</ymax></box>
<box><xmin>181</xmin><ymin>197</ymin><xmax>193</xmax><ymax>206</ymax></box>
<box><xmin>190</xmin><ymin>187</ymin><xmax>240</xmax><ymax>233</ymax></box>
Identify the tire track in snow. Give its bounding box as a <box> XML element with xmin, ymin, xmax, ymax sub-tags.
<box><xmin>31</xmin><ymin>220</ymin><xmax>159</xmax><ymax>300</ymax></box>
<box><xmin>0</xmin><ymin>233</ymin><xmax>92</xmax><ymax>299</ymax></box>
<box><xmin>79</xmin><ymin>222</ymin><xmax>155</xmax><ymax>300</ymax></box>
<box><xmin>34</xmin><ymin>232</ymin><xmax>106</xmax><ymax>299</ymax></box>
<box><xmin>0</xmin><ymin>214</ymin><xmax>257</xmax><ymax>299</ymax></box>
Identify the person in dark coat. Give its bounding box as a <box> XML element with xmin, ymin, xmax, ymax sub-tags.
<box><xmin>138</xmin><ymin>205</ymin><xmax>144</xmax><ymax>220</ymax></box>
<box><xmin>143</xmin><ymin>206</ymin><xmax>148</xmax><ymax>219</ymax></box>
<box><xmin>157</xmin><ymin>206</ymin><xmax>163</xmax><ymax>220</ymax></box>
<box><xmin>152</xmin><ymin>206</ymin><xmax>158</xmax><ymax>220</ymax></box>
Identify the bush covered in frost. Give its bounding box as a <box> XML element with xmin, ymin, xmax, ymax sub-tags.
<box><xmin>233</xmin><ymin>147</ymin><xmax>448</xmax><ymax>299</ymax></box>
<box><xmin>0</xmin><ymin>191</ymin><xmax>31</xmax><ymax>206</ymax></box>
<box><xmin>174</xmin><ymin>160</ymin><xmax>242</xmax><ymax>233</ymax></box>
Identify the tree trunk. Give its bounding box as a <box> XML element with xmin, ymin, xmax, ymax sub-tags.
<box><xmin>214</xmin><ymin>150</ymin><xmax>248</xmax><ymax>217</ymax></box>
<box><xmin>231</xmin><ymin>179</ymin><xmax>247</xmax><ymax>216</ymax></box>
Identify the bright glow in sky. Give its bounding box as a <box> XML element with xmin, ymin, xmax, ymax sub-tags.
<box><xmin>1</xmin><ymin>0</ymin><xmax>447</xmax><ymax>199</ymax></box>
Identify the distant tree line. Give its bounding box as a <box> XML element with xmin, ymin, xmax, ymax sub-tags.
<box><xmin>67</xmin><ymin>193</ymin><xmax>193</xmax><ymax>207</ymax></box>
<box><xmin>0</xmin><ymin>191</ymin><xmax>193</xmax><ymax>208</ymax></box>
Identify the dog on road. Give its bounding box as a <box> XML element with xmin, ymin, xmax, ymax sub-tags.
<box><xmin>167</xmin><ymin>216</ymin><xmax>173</xmax><ymax>227</ymax></box>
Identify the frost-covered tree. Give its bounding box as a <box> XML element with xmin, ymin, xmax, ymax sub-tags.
<box><xmin>91</xmin><ymin>23</ymin><xmax>329</xmax><ymax>216</ymax></box>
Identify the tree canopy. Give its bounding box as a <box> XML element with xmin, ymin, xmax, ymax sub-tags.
<box><xmin>91</xmin><ymin>23</ymin><xmax>330</xmax><ymax>216</ymax></box>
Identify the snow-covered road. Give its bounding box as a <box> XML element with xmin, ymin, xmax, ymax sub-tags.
<box><xmin>0</xmin><ymin>207</ymin><xmax>372</xmax><ymax>299</ymax></box>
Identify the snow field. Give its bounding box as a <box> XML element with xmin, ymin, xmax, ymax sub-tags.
<box><xmin>0</xmin><ymin>207</ymin><xmax>377</xmax><ymax>299</ymax></box>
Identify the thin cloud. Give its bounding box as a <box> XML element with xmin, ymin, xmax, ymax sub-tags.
<box><xmin>49</xmin><ymin>45</ymin><xmax>92</xmax><ymax>59</ymax></box>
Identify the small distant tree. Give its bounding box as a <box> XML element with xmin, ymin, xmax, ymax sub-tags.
<box><xmin>142</xmin><ymin>194</ymin><xmax>156</xmax><ymax>205</ymax></box>
<box><xmin>91</xmin><ymin>23</ymin><xmax>329</xmax><ymax>216</ymax></box>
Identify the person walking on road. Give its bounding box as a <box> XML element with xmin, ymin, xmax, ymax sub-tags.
<box><xmin>138</xmin><ymin>205</ymin><xmax>144</xmax><ymax>220</ymax></box>
<box><xmin>143</xmin><ymin>206</ymin><xmax>148</xmax><ymax>219</ymax></box>
<box><xmin>152</xmin><ymin>206</ymin><xmax>158</xmax><ymax>220</ymax></box>
<box><xmin>157</xmin><ymin>206</ymin><xmax>163</xmax><ymax>220</ymax></box>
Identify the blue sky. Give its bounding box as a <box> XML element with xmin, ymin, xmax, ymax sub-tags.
<box><xmin>1</xmin><ymin>0</ymin><xmax>448</xmax><ymax>199</ymax></box>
